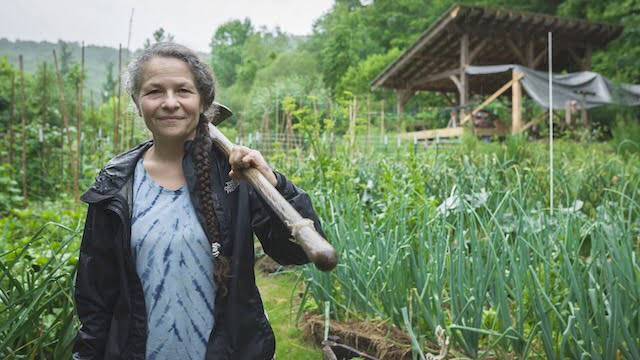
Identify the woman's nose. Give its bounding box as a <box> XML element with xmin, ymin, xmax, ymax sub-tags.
<box><xmin>161</xmin><ymin>92</ymin><xmax>180</xmax><ymax>110</ymax></box>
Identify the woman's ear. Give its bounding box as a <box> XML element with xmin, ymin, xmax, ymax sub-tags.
<box><xmin>132</xmin><ymin>95</ymin><xmax>142</xmax><ymax>117</ymax></box>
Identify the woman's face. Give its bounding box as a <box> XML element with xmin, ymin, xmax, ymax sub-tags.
<box><xmin>134</xmin><ymin>57</ymin><xmax>204</xmax><ymax>142</ymax></box>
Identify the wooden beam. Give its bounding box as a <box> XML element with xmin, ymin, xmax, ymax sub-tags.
<box><xmin>399</xmin><ymin>126</ymin><xmax>465</xmax><ymax>140</ymax></box>
<box><xmin>512</xmin><ymin>68</ymin><xmax>523</xmax><ymax>134</ymax></box>
<box><xmin>506</xmin><ymin>38</ymin><xmax>527</xmax><ymax>65</ymax></box>
<box><xmin>519</xmin><ymin>111</ymin><xmax>546</xmax><ymax>133</ymax></box>
<box><xmin>567</xmin><ymin>48</ymin><xmax>584</xmax><ymax>69</ymax></box>
<box><xmin>449</xmin><ymin>74</ymin><xmax>463</xmax><ymax>94</ymax></box>
<box><xmin>532</xmin><ymin>47</ymin><xmax>548</xmax><ymax>68</ymax></box>
<box><xmin>526</xmin><ymin>40</ymin><xmax>535</xmax><ymax>67</ymax></box>
<box><xmin>461</xmin><ymin>71</ymin><xmax>524</xmax><ymax>124</ymax></box>
<box><xmin>411</xmin><ymin>68</ymin><xmax>460</xmax><ymax>86</ymax></box>
<box><xmin>468</xmin><ymin>39</ymin><xmax>489</xmax><ymax>63</ymax></box>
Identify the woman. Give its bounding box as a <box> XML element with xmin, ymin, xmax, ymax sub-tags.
<box><xmin>73</xmin><ymin>42</ymin><xmax>324</xmax><ymax>360</ymax></box>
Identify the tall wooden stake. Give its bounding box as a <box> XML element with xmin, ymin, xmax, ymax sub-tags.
<box><xmin>9</xmin><ymin>74</ymin><xmax>15</xmax><ymax>167</ymax></box>
<box><xmin>53</xmin><ymin>50</ymin><xmax>79</xmax><ymax>201</ymax></box>
<box><xmin>115</xmin><ymin>44</ymin><xmax>122</xmax><ymax>154</ymax></box>
<box><xmin>274</xmin><ymin>95</ymin><xmax>279</xmax><ymax>137</ymax></box>
<box><xmin>76</xmin><ymin>42</ymin><xmax>85</xmax><ymax>179</ymax></box>
<box><xmin>380</xmin><ymin>99</ymin><xmax>385</xmax><ymax>137</ymax></box>
<box><xmin>512</xmin><ymin>69</ymin><xmax>523</xmax><ymax>134</ymax></box>
<box><xmin>19</xmin><ymin>56</ymin><xmax>27</xmax><ymax>207</ymax></box>
<box><xmin>41</xmin><ymin>63</ymin><xmax>48</xmax><ymax>178</ymax></box>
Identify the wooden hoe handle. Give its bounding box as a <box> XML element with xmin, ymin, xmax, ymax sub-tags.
<box><xmin>208</xmin><ymin>124</ymin><xmax>338</xmax><ymax>272</ymax></box>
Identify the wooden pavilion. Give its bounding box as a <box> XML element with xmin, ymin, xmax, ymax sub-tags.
<box><xmin>371</xmin><ymin>4</ymin><xmax>623</xmax><ymax>138</ymax></box>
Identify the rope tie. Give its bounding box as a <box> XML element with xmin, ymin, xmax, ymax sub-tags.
<box><xmin>285</xmin><ymin>218</ymin><xmax>315</xmax><ymax>243</ymax></box>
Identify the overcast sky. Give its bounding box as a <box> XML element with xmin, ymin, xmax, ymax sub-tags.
<box><xmin>1</xmin><ymin>0</ymin><xmax>334</xmax><ymax>52</ymax></box>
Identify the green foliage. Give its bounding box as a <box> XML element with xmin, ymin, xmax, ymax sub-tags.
<box><xmin>210</xmin><ymin>19</ymin><xmax>254</xmax><ymax>87</ymax></box>
<box><xmin>336</xmin><ymin>48</ymin><xmax>401</xmax><ymax>96</ymax></box>
<box><xmin>0</xmin><ymin>201</ymin><xmax>84</xmax><ymax>359</ymax></box>
<box><xmin>295</xmin><ymin>139</ymin><xmax>640</xmax><ymax>358</ymax></box>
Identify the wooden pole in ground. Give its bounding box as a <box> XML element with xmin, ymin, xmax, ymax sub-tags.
<box><xmin>112</xmin><ymin>81</ymin><xmax>117</xmax><ymax>154</ymax></box>
<box><xmin>366</xmin><ymin>94</ymin><xmax>371</xmax><ymax>141</ymax></box>
<box><xmin>76</xmin><ymin>43</ymin><xmax>84</xmax><ymax>178</ymax></box>
<box><xmin>53</xmin><ymin>50</ymin><xmax>79</xmax><ymax>201</ymax></box>
<box><xmin>116</xmin><ymin>44</ymin><xmax>122</xmax><ymax>154</ymax></box>
<box><xmin>380</xmin><ymin>99</ymin><xmax>385</xmax><ymax>137</ymax></box>
<box><xmin>512</xmin><ymin>69</ymin><xmax>523</xmax><ymax>134</ymax></box>
<box><xmin>9</xmin><ymin>74</ymin><xmax>15</xmax><ymax>167</ymax></box>
<box><xmin>274</xmin><ymin>95</ymin><xmax>279</xmax><ymax>139</ymax></box>
<box><xmin>41</xmin><ymin>63</ymin><xmax>48</xmax><ymax>179</ymax></box>
<box><xmin>19</xmin><ymin>56</ymin><xmax>27</xmax><ymax>207</ymax></box>
<box><xmin>130</xmin><ymin>99</ymin><xmax>135</xmax><ymax>147</ymax></box>
<box><xmin>113</xmin><ymin>44</ymin><xmax>122</xmax><ymax>155</ymax></box>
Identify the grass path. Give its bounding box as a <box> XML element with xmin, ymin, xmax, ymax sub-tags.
<box><xmin>256</xmin><ymin>271</ymin><xmax>323</xmax><ymax>359</ymax></box>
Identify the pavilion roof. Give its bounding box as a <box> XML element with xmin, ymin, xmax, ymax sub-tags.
<box><xmin>371</xmin><ymin>4</ymin><xmax>623</xmax><ymax>95</ymax></box>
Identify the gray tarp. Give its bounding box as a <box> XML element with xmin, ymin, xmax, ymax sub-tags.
<box><xmin>466</xmin><ymin>64</ymin><xmax>640</xmax><ymax>110</ymax></box>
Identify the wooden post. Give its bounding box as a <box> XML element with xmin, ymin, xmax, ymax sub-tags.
<box><xmin>53</xmin><ymin>50</ymin><xmax>80</xmax><ymax>201</ymax></box>
<box><xmin>349</xmin><ymin>96</ymin><xmax>357</xmax><ymax>146</ymax></box>
<box><xmin>380</xmin><ymin>99</ymin><xmax>385</xmax><ymax>137</ymax></box>
<box><xmin>9</xmin><ymin>74</ymin><xmax>15</xmax><ymax>167</ymax></box>
<box><xmin>512</xmin><ymin>69</ymin><xmax>523</xmax><ymax>134</ymax></box>
<box><xmin>526</xmin><ymin>40</ymin><xmax>535</xmax><ymax>68</ymax></box>
<box><xmin>19</xmin><ymin>56</ymin><xmax>27</xmax><ymax>207</ymax></box>
<box><xmin>274</xmin><ymin>95</ymin><xmax>279</xmax><ymax>138</ymax></box>
<box><xmin>396</xmin><ymin>90</ymin><xmax>411</xmax><ymax>129</ymax></box>
<box><xmin>460</xmin><ymin>33</ymin><xmax>470</xmax><ymax>116</ymax></box>
<box><xmin>583</xmin><ymin>46</ymin><xmax>592</xmax><ymax>71</ymax></box>
<box><xmin>366</xmin><ymin>94</ymin><xmax>371</xmax><ymax>147</ymax></box>
<box><xmin>76</xmin><ymin>43</ymin><xmax>84</xmax><ymax>179</ymax></box>
<box><xmin>115</xmin><ymin>44</ymin><xmax>122</xmax><ymax>154</ymax></box>
<box><xmin>41</xmin><ymin>63</ymin><xmax>47</xmax><ymax>177</ymax></box>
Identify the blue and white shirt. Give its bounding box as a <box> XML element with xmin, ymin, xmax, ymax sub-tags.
<box><xmin>131</xmin><ymin>158</ymin><xmax>217</xmax><ymax>360</ymax></box>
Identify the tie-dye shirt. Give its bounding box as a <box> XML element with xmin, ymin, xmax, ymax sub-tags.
<box><xmin>131</xmin><ymin>158</ymin><xmax>217</xmax><ymax>360</ymax></box>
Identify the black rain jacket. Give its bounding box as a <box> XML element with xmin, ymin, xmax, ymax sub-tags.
<box><xmin>73</xmin><ymin>140</ymin><xmax>324</xmax><ymax>359</ymax></box>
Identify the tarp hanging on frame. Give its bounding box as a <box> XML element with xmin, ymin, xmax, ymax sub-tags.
<box><xmin>466</xmin><ymin>64</ymin><xmax>640</xmax><ymax>110</ymax></box>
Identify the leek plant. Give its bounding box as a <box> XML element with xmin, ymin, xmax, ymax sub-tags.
<box><xmin>300</xmin><ymin>138</ymin><xmax>640</xmax><ymax>359</ymax></box>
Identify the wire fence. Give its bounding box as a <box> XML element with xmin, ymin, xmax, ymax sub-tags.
<box><xmin>234</xmin><ymin>131</ymin><xmax>462</xmax><ymax>156</ymax></box>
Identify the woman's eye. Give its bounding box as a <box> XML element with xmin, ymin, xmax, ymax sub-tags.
<box><xmin>146</xmin><ymin>89</ymin><xmax>160</xmax><ymax>95</ymax></box>
<box><xmin>178</xmin><ymin>88</ymin><xmax>192</xmax><ymax>93</ymax></box>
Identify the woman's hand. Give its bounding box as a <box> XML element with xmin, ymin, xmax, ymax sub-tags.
<box><xmin>228</xmin><ymin>146</ymin><xmax>278</xmax><ymax>187</ymax></box>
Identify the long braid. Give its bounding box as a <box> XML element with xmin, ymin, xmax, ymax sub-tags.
<box><xmin>194</xmin><ymin>114</ymin><xmax>231</xmax><ymax>295</ymax></box>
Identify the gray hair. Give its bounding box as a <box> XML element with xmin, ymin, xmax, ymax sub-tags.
<box><xmin>125</xmin><ymin>42</ymin><xmax>216</xmax><ymax>113</ymax></box>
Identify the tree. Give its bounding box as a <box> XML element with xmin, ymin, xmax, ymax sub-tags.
<box><xmin>210</xmin><ymin>19</ymin><xmax>254</xmax><ymax>87</ymax></box>
<box><xmin>143</xmin><ymin>27</ymin><xmax>175</xmax><ymax>49</ymax></box>
<box><xmin>101</xmin><ymin>62</ymin><xmax>116</xmax><ymax>102</ymax></box>
<box><xmin>57</xmin><ymin>40</ymin><xmax>74</xmax><ymax>76</ymax></box>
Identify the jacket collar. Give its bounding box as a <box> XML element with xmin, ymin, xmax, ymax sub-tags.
<box><xmin>80</xmin><ymin>140</ymin><xmax>197</xmax><ymax>204</ymax></box>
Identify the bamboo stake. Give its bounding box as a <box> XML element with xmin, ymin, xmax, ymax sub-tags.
<box><xmin>41</xmin><ymin>63</ymin><xmax>47</xmax><ymax>178</ymax></box>
<box><xmin>53</xmin><ymin>50</ymin><xmax>80</xmax><ymax>201</ymax></box>
<box><xmin>112</xmin><ymin>81</ymin><xmax>117</xmax><ymax>154</ymax></box>
<box><xmin>19</xmin><ymin>56</ymin><xmax>27</xmax><ymax>207</ymax></box>
<box><xmin>366</xmin><ymin>94</ymin><xmax>371</xmax><ymax>152</ymax></box>
<box><xmin>380</xmin><ymin>99</ymin><xmax>385</xmax><ymax>137</ymax></box>
<box><xmin>274</xmin><ymin>95</ymin><xmax>279</xmax><ymax>137</ymax></box>
<box><xmin>9</xmin><ymin>74</ymin><xmax>15</xmax><ymax>167</ymax></box>
<box><xmin>76</xmin><ymin>43</ymin><xmax>84</xmax><ymax>179</ymax></box>
<box><xmin>130</xmin><ymin>97</ymin><xmax>135</xmax><ymax>147</ymax></box>
<box><xmin>115</xmin><ymin>44</ymin><xmax>122</xmax><ymax>154</ymax></box>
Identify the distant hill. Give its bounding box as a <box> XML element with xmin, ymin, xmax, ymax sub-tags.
<box><xmin>0</xmin><ymin>38</ymin><xmax>133</xmax><ymax>102</ymax></box>
<box><xmin>0</xmin><ymin>39</ymin><xmax>213</xmax><ymax>103</ymax></box>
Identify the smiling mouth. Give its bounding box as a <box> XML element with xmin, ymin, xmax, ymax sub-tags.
<box><xmin>158</xmin><ymin>117</ymin><xmax>185</xmax><ymax>121</ymax></box>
